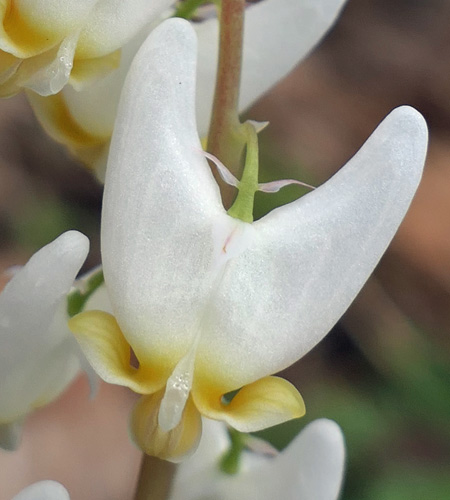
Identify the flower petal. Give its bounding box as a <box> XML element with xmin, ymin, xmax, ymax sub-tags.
<box><xmin>195</xmin><ymin>0</ymin><xmax>347</xmax><ymax>135</ymax></box>
<box><xmin>21</xmin><ymin>31</ymin><xmax>79</xmax><ymax>96</ymax></box>
<box><xmin>0</xmin><ymin>0</ymin><xmax>97</xmax><ymax>58</ymax></box>
<box><xmin>69</xmin><ymin>310</ymin><xmax>166</xmax><ymax>394</ymax></box>
<box><xmin>26</xmin><ymin>90</ymin><xmax>108</xmax><ymax>174</ymax></box>
<box><xmin>170</xmin><ymin>418</ymin><xmax>345</xmax><ymax>500</ymax></box>
<box><xmin>131</xmin><ymin>392</ymin><xmax>202</xmax><ymax>462</ymax></box>
<box><xmin>193</xmin><ymin>376</ymin><xmax>305</xmax><ymax>433</ymax></box>
<box><xmin>75</xmin><ymin>0</ymin><xmax>173</xmax><ymax>59</ymax></box>
<box><xmin>69</xmin><ymin>48</ymin><xmax>120</xmax><ymax>90</ymax></box>
<box><xmin>194</xmin><ymin>106</ymin><xmax>428</xmax><ymax>390</ymax></box>
<box><xmin>101</xmin><ymin>19</ymin><xmax>225</xmax><ymax>364</ymax></box>
<box><xmin>12</xmin><ymin>481</ymin><xmax>70</xmax><ymax>500</ymax></box>
<box><xmin>271</xmin><ymin>419</ymin><xmax>345</xmax><ymax>500</ymax></box>
<box><xmin>0</xmin><ymin>231</ymin><xmax>89</xmax><ymax>423</ymax></box>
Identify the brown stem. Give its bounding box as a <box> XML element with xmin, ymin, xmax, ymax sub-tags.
<box><xmin>207</xmin><ymin>0</ymin><xmax>247</xmax><ymax>208</ymax></box>
<box><xmin>133</xmin><ymin>454</ymin><xmax>176</xmax><ymax>500</ymax></box>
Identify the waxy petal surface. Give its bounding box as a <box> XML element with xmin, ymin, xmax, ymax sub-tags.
<box><xmin>195</xmin><ymin>106</ymin><xmax>427</xmax><ymax>389</ymax></box>
<box><xmin>102</xmin><ymin>19</ymin><xmax>225</xmax><ymax>365</ymax></box>
<box><xmin>103</xmin><ymin>19</ymin><xmax>427</xmax><ymax>396</ymax></box>
<box><xmin>76</xmin><ymin>0</ymin><xmax>174</xmax><ymax>59</ymax></box>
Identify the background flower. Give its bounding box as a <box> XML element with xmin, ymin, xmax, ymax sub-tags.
<box><xmin>170</xmin><ymin>418</ymin><xmax>345</xmax><ymax>500</ymax></box>
<box><xmin>0</xmin><ymin>231</ymin><xmax>88</xmax><ymax>449</ymax></box>
<box><xmin>0</xmin><ymin>0</ymin><xmax>174</xmax><ymax>97</ymax></box>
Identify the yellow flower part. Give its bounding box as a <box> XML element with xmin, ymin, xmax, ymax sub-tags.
<box><xmin>0</xmin><ymin>0</ymin><xmax>174</xmax><ymax>97</ymax></box>
<box><xmin>70</xmin><ymin>310</ymin><xmax>304</xmax><ymax>462</ymax></box>
<box><xmin>70</xmin><ymin>19</ymin><xmax>427</xmax><ymax>461</ymax></box>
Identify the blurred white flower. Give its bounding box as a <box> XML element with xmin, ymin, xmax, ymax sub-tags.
<box><xmin>0</xmin><ymin>231</ymin><xmax>89</xmax><ymax>450</ymax></box>
<box><xmin>170</xmin><ymin>419</ymin><xmax>345</xmax><ymax>500</ymax></box>
<box><xmin>12</xmin><ymin>480</ymin><xmax>69</xmax><ymax>500</ymax></box>
<box><xmin>70</xmin><ymin>19</ymin><xmax>427</xmax><ymax>461</ymax></box>
<box><xmin>0</xmin><ymin>0</ymin><xmax>174</xmax><ymax>97</ymax></box>
<box><xmin>27</xmin><ymin>0</ymin><xmax>347</xmax><ymax>179</ymax></box>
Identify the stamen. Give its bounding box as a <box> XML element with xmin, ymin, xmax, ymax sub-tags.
<box><xmin>202</xmin><ymin>150</ymin><xmax>239</xmax><ymax>188</ymax></box>
<box><xmin>258</xmin><ymin>178</ymin><xmax>315</xmax><ymax>193</ymax></box>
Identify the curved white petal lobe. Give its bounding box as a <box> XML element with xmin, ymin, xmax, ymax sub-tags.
<box><xmin>102</xmin><ymin>19</ymin><xmax>225</xmax><ymax>363</ymax></box>
<box><xmin>195</xmin><ymin>106</ymin><xmax>427</xmax><ymax>388</ymax></box>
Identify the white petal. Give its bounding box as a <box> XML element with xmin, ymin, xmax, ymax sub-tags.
<box><xmin>61</xmin><ymin>30</ymin><xmax>148</xmax><ymax>137</ymax></box>
<box><xmin>102</xmin><ymin>19</ymin><xmax>226</xmax><ymax>363</ymax></box>
<box><xmin>0</xmin><ymin>231</ymin><xmax>89</xmax><ymax>423</ymax></box>
<box><xmin>170</xmin><ymin>418</ymin><xmax>345</xmax><ymax>500</ymax></box>
<box><xmin>12</xmin><ymin>481</ymin><xmax>70</xmax><ymax>500</ymax></box>
<box><xmin>195</xmin><ymin>106</ymin><xmax>428</xmax><ymax>388</ymax></box>
<box><xmin>76</xmin><ymin>0</ymin><xmax>173</xmax><ymax>58</ymax></box>
<box><xmin>227</xmin><ymin>419</ymin><xmax>345</xmax><ymax>500</ymax></box>
<box><xmin>169</xmin><ymin>419</ymin><xmax>230</xmax><ymax>500</ymax></box>
<box><xmin>275</xmin><ymin>419</ymin><xmax>345</xmax><ymax>500</ymax></box>
<box><xmin>11</xmin><ymin>0</ymin><xmax>97</xmax><ymax>28</ymax></box>
<box><xmin>195</xmin><ymin>0</ymin><xmax>347</xmax><ymax>136</ymax></box>
<box><xmin>23</xmin><ymin>32</ymin><xmax>79</xmax><ymax>96</ymax></box>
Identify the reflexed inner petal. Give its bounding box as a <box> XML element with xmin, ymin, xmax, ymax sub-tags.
<box><xmin>157</xmin><ymin>216</ymin><xmax>257</xmax><ymax>432</ymax></box>
<box><xmin>132</xmin><ymin>391</ymin><xmax>202</xmax><ymax>462</ymax></box>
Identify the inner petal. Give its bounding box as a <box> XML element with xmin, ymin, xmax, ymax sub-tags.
<box><xmin>158</xmin><ymin>342</ymin><xmax>197</xmax><ymax>432</ymax></box>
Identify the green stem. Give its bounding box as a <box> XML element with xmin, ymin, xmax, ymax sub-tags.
<box><xmin>207</xmin><ymin>0</ymin><xmax>247</xmax><ymax>209</ymax></box>
<box><xmin>67</xmin><ymin>267</ymin><xmax>104</xmax><ymax>317</ymax></box>
<box><xmin>134</xmin><ymin>455</ymin><xmax>176</xmax><ymax>500</ymax></box>
<box><xmin>220</xmin><ymin>428</ymin><xmax>246</xmax><ymax>475</ymax></box>
<box><xmin>228</xmin><ymin>122</ymin><xmax>259</xmax><ymax>223</ymax></box>
<box><xmin>175</xmin><ymin>0</ymin><xmax>207</xmax><ymax>19</ymax></box>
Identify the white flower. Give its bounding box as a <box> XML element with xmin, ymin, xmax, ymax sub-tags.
<box><xmin>170</xmin><ymin>418</ymin><xmax>345</xmax><ymax>500</ymax></box>
<box><xmin>0</xmin><ymin>0</ymin><xmax>174</xmax><ymax>97</ymax></box>
<box><xmin>69</xmin><ymin>19</ymin><xmax>427</xmax><ymax>461</ymax></box>
<box><xmin>0</xmin><ymin>231</ymin><xmax>89</xmax><ymax>450</ymax></box>
<box><xmin>12</xmin><ymin>480</ymin><xmax>69</xmax><ymax>500</ymax></box>
<box><xmin>27</xmin><ymin>0</ymin><xmax>347</xmax><ymax>178</ymax></box>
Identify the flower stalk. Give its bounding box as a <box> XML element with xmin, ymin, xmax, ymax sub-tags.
<box><xmin>207</xmin><ymin>0</ymin><xmax>247</xmax><ymax>208</ymax></box>
<box><xmin>134</xmin><ymin>455</ymin><xmax>176</xmax><ymax>500</ymax></box>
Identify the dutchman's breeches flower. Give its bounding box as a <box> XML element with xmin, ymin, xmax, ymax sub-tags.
<box><xmin>0</xmin><ymin>231</ymin><xmax>89</xmax><ymax>450</ymax></box>
<box><xmin>70</xmin><ymin>19</ymin><xmax>428</xmax><ymax>461</ymax></box>
<box><xmin>0</xmin><ymin>0</ymin><xmax>174</xmax><ymax>97</ymax></box>
<box><xmin>26</xmin><ymin>0</ymin><xmax>347</xmax><ymax>178</ymax></box>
